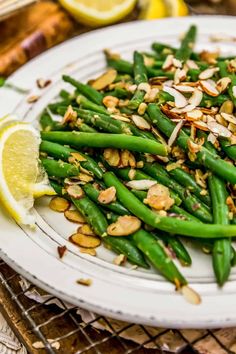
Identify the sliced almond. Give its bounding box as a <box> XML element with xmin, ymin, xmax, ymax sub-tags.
<box><xmin>111</xmin><ymin>114</ymin><xmax>130</xmax><ymax>123</ymax></box>
<box><xmin>221</xmin><ymin>112</ymin><xmax>236</xmax><ymax>125</ymax></box>
<box><xmin>181</xmin><ymin>285</ymin><xmax>201</xmax><ymax>305</ymax></box>
<box><xmin>168</xmin><ymin>120</ymin><xmax>184</xmax><ymax>147</ymax></box>
<box><xmin>62</xmin><ymin>105</ymin><xmax>77</xmax><ymax>125</ymax></box>
<box><xmin>199</xmin><ymin>50</ymin><xmax>219</xmax><ymax>65</ymax></box>
<box><xmin>144</xmin><ymin>184</ymin><xmax>174</xmax><ymax>211</ymax></box>
<box><xmin>171</xmin><ymin>104</ymin><xmax>196</xmax><ymax>114</ymax></box>
<box><xmin>186</xmin><ymin>59</ymin><xmax>199</xmax><ymax>70</ymax></box>
<box><xmin>79</xmin><ymin>247</ymin><xmax>96</xmax><ymax>256</ymax></box>
<box><xmin>91</xmin><ymin>69</ymin><xmax>117</xmax><ymax>90</ymax></box>
<box><xmin>161</xmin><ymin>105</ymin><xmax>182</xmax><ymax>120</ymax></box>
<box><xmin>220</xmin><ymin>100</ymin><xmax>234</xmax><ymax>114</ymax></box>
<box><xmin>103</xmin><ymin>95</ymin><xmax>119</xmax><ymax>108</ymax></box>
<box><xmin>162</xmin><ymin>54</ymin><xmax>174</xmax><ymax>70</ymax></box>
<box><xmin>36</xmin><ymin>78</ymin><xmax>51</xmax><ymax>89</ymax></box>
<box><xmin>144</xmin><ymin>87</ymin><xmax>159</xmax><ymax>103</ymax></box>
<box><xmin>126</xmin><ymin>179</ymin><xmax>157</xmax><ymax>190</ymax></box>
<box><xmin>188</xmin><ymin>88</ymin><xmax>203</xmax><ymax>107</ymax></box>
<box><xmin>120</xmin><ymin>150</ymin><xmax>136</xmax><ymax>168</ymax></box>
<box><xmin>127</xmin><ymin>84</ymin><xmax>137</xmax><ymax>93</ymax></box>
<box><xmin>66</xmin><ymin>185</ymin><xmax>84</xmax><ymax>199</ymax></box>
<box><xmin>98</xmin><ymin>187</ymin><xmax>116</xmax><ymax>204</ymax></box>
<box><xmin>199</xmin><ymin>80</ymin><xmax>219</xmax><ymax>97</ymax></box>
<box><xmin>149</xmin><ymin>76</ymin><xmax>169</xmax><ymax>86</ymax></box>
<box><xmin>138</xmin><ymin>82</ymin><xmax>151</xmax><ymax>93</ymax></box>
<box><xmin>138</xmin><ymin>102</ymin><xmax>147</xmax><ymax>115</ymax></box>
<box><xmin>107</xmin><ymin>215</ymin><xmax>141</xmax><ymax>236</ymax></box>
<box><xmin>57</xmin><ymin>245</ymin><xmax>67</xmax><ymax>259</ymax></box>
<box><xmin>166</xmin><ymin>160</ymin><xmax>184</xmax><ymax>172</ymax></box>
<box><xmin>103</xmin><ymin>148</ymin><xmax>120</xmax><ymax>167</ymax></box>
<box><xmin>128</xmin><ymin>168</ymin><xmax>136</xmax><ymax>180</ymax></box>
<box><xmin>216</xmin><ymin>77</ymin><xmax>231</xmax><ymax>93</ymax></box>
<box><xmin>207</xmin><ymin>132</ymin><xmax>217</xmax><ymax>145</ymax></box>
<box><xmin>27</xmin><ymin>95</ymin><xmax>39</xmax><ymax>103</ymax></box>
<box><xmin>131</xmin><ymin>115</ymin><xmax>151</xmax><ymax>130</ymax></box>
<box><xmin>78</xmin><ymin>224</ymin><xmax>95</xmax><ymax>236</ymax></box>
<box><xmin>65</xmin><ymin>209</ymin><xmax>86</xmax><ymax>223</ymax></box>
<box><xmin>136</xmin><ymin>160</ymin><xmax>144</xmax><ymax>168</ymax></box>
<box><xmin>174</xmin><ymin>68</ymin><xmax>187</xmax><ymax>85</ymax></box>
<box><xmin>113</xmin><ymin>254</ymin><xmax>127</xmax><ymax>266</ymax></box>
<box><xmin>173</xmin><ymin>58</ymin><xmax>182</xmax><ymax>68</ymax></box>
<box><xmin>199</xmin><ymin>67</ymin><xmax>219</xmax><ymax>80</ymax></box>
<box><xmin>173</xmin><ymin>85</ymin><xmax>195</xmax><ymax>93</ymax></box>
<box><xmin>78</xmin><ymin>173</ymin><xmax>93</xmax><ymax>183</ymax></box>
<box><xmin>207</xmin><ymin>120</ymin><xmax>231</xmax><ymax>138</ymax></box>
<box><xmin>162</xmin><ymin>86</ymin><xmax>187</xmax><ymax>108</ymax></box>
<box><xmin>186</xmin><ymin>110</ymin><xmax>203</xmax><ymax>121</ymax></box>
<box><xmin>192</xmin><ymin>120</ymin><xmax>209</xmax><ymax>131</ymax></box>
<box><xmin>70</xmin><ymin>233</ymin><xmax>101</xmax><ymax>248</ymax></box>
<box><xmin>49</xmin><ymin>197</ymin><xmax>70</xmax><ymax>212</ymax></box>
<box><xmin>233</xmin><ymin>86</ymin><xmax>236</xmax><ymax>99</ymax></box>
<box><xmin>187</xmin><ymin>139</ymin><xmax>202</xmax><ymax>154</ymax></box>
<box><xmin>70</xmin><ymin>152</ymin><xmax>87</xmax><ymax>162</ymax></box>
<box><xmin>77</xmin><ymin>278</ymin><xmax>92</xmax><ymax>286</ymax></box>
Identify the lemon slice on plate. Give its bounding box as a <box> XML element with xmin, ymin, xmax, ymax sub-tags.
<box><xmin>0</xmin><ymin>114</ymin><xmax>18</xmax><ymax>129</ymax></box>
<box><xmin>165</xmin><ymin>0</ymin><xmax>189</xmax><ymax>16</ymax></box>
<box><xmin>141</xmin><ymin>0</ymin><xmax>188</xmax><ymax>19</ymax></box>
<box><xmin>58</xmin><ymin>0</ymin><xmax>136</xmax><ymax>27</ymax></box>
<box><xmin>0</xmin><ymin>122</ymin><xmax>55</xmax><ymax>226</ymax></box>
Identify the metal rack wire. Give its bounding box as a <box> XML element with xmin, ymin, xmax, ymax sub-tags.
<box><xmin>0</xmin><ymin>259</ymin><xmax>235</xmax><ymax>354</ymax></box>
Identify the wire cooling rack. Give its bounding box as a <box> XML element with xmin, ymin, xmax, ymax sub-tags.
<box><xmin>0</xmin><ymin>259</ymin><xmax>235</xmax><ymax>354</ymax></box>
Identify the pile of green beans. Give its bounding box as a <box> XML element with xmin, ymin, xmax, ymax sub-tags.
<box><xmin>39</xmin><ymin>24</ymin><xmax>236</xmax><ymax>288</ymax></box>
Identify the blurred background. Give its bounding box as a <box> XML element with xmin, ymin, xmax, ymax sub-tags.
<box><xmin>1</xmin><ymin>0</ymin><xmax>236</xmax><ymax>77</ymax></box>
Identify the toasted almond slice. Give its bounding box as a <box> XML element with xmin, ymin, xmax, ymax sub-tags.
<box><xmin>57</xmin><ymin>245</ymin><xmax>67</xmax><ymax>259</ymax></box>
<box><xmin>113</xmin><ymin>254</ymin><xmax>127</xmax><ymax>266</ymax></box>
<box><xmin>162</xmin><ymin>54</ymin><xmax>174</xmax><ymax>70</ymax></box>
<box><xmin>228</xmin><ymin>123</ymin><xmax>236</xmax><ymax>133</ymax></box>
<box><xmin>62</xmin><ymin>105</ymin><xmax>77</xmax><ymax>125</ymax></box>
<box><xmin>144</xmin><ymin>87</ymin><xmax>159</xmax><ymax>103</ymax></box>
<box><xmin>207</xmin><ymin>133</ymin><xmax>217</xmax><ymax>144</ymax></box>
<box><xmin>233</xmin><ymin>86</ymin><xmax>236</xmax><ymax>99</ymax></box>
<box><xmin>216</xmin><ymin>77</ymin><xmax>231</xmax><ymax>93</ymax></box>
<box><xmin>186</xmin><ymin>110</ymin><xmax>203</xmax><ymax>121</ymax></box>
<box><xmin>98</xmin><ymin>186</ymin><xmax>116</xmax><ymax>204</ymax></box>
<box><xmin>187</xmin><ymin>140</ymin><xmax>202</xmax><ymax>153</ymax></box>
<box><xmin>186</xmin><ymin>59</ymin><xmax>199</xmax><ymax>70</ymax></box>
<box><xmin>78</xmin><ymin>173</ymin><xmax>93</xmax><ymax>183</ymax></box>
<box><xmin>199</xmin><ymin>50</ymin><xmax>219</xmax><ymax>65</ymax></box>
<box><xmin>173</xmin><ymin>85</ymin><xmax>195</xmax><ymax>93</ymax></box>
<box><xmin>66</xmin><ymin>185</ymin><xmax>84</xmax><ymax>199</ymax></box>
<box><xmin>103</xmin><ymin>95</ymin><xmax>119</xmax><ymax>108</ymax></box>
<box><xmin>36</xmin><ymin>78</ymin><xmax>51</xmax><ymax>89</ymax></box>
<box><xmin>79</xmin><ymin>247</ymin><xmax>96</xmax><ymax>256</ymax></box>
<box><xmin>77</xmin><ymin>278</ymin><xmax>92</xmax><ymax>286</ymax></box>
<box><xmin>199</xmin><ymin>107</ymin><xmax>218</xmax><ymax>115</ymax></box>
<box><xmin>188</xmin><ymin>88</ymin><xmax>203</xmax><ymax>107</ymax></box>
<box><xmin>49</xmin><ymin>197</ymin><xmax>70</xmax><ymax>212</ymax></box>
<box><xmin>120</xmin><ymin>150</ymin><xmax>136</xmax><ymax>168</ymax></box>
<box><xmin>27</xmin><ymin>95</ymin><xmax>40</xmax><ymax>103</ymax></box>
<box><xmin>220</xmin><ymin>100</ymin><xmax>234</xmax><ymax>114</ymax></box>
<box><xmin>103</xmin><ymin>148</ymin><xmax>120</xmax><ymax>167</ymax></box>
<box><xmin>128</xmin><ymin>168</ymin><xmax>136</xmax><ymax>180</ymax></box>
<box><xmin>144</xmin><ymin>184</ymin><xmax>174</xmax><ymax>211</ymax></box>
<box><xmin>171</xmin><ymin>104</ymin><xmax>196</xmax><ymax>114</ymax></box>
<box><xmin>174</xmin><ymin>68</ymin><xmax>187</xmax><ymax>85</ymax></box>
<box><xmin>199</xmin><ymin>67</ymin><xmax>219</xmax><ymax>80</ymax></box>
<box><xmin>162</xmin><ymin>86</ymin><xmax>188</xmax><ymax>108</ymax></box>
<box><xmin>173</xmin><ymin>58</ymin><xmax>182</xmax><ymax>68</ymax></box>
<box><xmin>127</xmin><ymin>84</ymin><xmax>137</xmax><ymax>93</ymax></box>
<box><xmin>131</xmin><ymin>115</ymin><xmax>151</xmax><ymax>131</ymax></box>
<box><xmin>138</xmin><ymin>102</ymin><xmax>147</xmax><ymax>115</ymax></box>
<box><xmin>181</xmin><ymin>285</ymin><xmax>201</xmax><ymax>305</ymax></box>
<box><xmin>78</xmin><ymin>224</ymin><xmax>95</xmax><ymax>236</ymax></box>
<box><xmin>70</xmin><ymin>152</ymin><xmax>87</xmax><ymax>162</ymax></box>
<box><xmin>107</xmin><ymin>215</ymin><xmax>141</xmax><ymax>236</ymax></box>
<box><xmin>70</xmin><ymin>233</ymin><xmax>101</xmax><ymax>248</ymax></box>
<box><xmin>138</xmin><ymin>82</ymin><xmax>151</xmax><ymax>93</ymax></box>
<box><xmin>111</xmin><ymin>114</ymin><xmax>130</xmax><ymax>123</ymax></box>
<box><xmin>91</xmin><ymin>69</ymin><xmax>117</xmax><ymax>90</ymax></box>
<box><xmin>126</xmin><ymin>180</ymin><xmax>157</xmax><ymax>190</ymax></box>
<box><xmin>207</xmin><ymin>120</ymin><xmax>232</xmax><ymax>138</ymax></box>
<box><xmin>168</xmin><ymin>120</ymin><xmax>184</xmax><ymax>147</ymax></box>
<box><xmin>65</xmin><ymin>209</ymin><xmax>86</xmax><ymax>223</ymax></box>
<box><xmin>199</xmin><ymin>80</ymin><xmax>219</xmax><ymax>97</ymax></box>
<box><xmin>192</xmin><ymin>120</ymin><xmax>209</xmax><ymax>131</ymax></box>
<box><xmin>221</xmin><ymin>112</ymin><xmax>236</xmax><ymax>125</ymax></box>
<box><xmin>161</xmin><ymin>105</ymin><xmax>182</xmax><ymax>120</ymax></box>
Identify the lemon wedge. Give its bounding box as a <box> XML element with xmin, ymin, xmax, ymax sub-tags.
<box><xmin>0</xmin><ymin>122</ymin><xmax>55</xmax><ymax>226</ymax></box>
<box><xmin>58</xmin><ymin>0</ymin><xmax>136</xmax><ymax>27</ymax></box>
<box><xmin>165</xmin><ymin>0</ymin><xmax>189</xmax><ymax>17</ymax></box>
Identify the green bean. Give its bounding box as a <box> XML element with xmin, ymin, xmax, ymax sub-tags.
<box><xmin>41</xmin><ymin>131</ymin><xmax>167</xmax><ymax>155</ymax></box>
<box><xmin>103</xmin><ymin>236</ymin><xmax>150</xmax><ymax>269</ymax></box>
<box><xmin>104</xmin><ymin>87</ymin><xmax>130</xmax><ymax>99</ymax></box>
<box><xmin>48</xmin><ymin>100</ymin><xmax>72</xmax><ymax>114</ymax></box>
<box><xmin>83</xmin><ymin>183</ymin><xmax>130</xmax><ymax>216</ymax></box>
<box><xmin>142</xmin><ymin>162</ymin><xmax>212</xmax><ymax>223</ymax></box>
<box><xmin>147</xmin><ymin>104</ymin><xmax>236</xmax><ymax>184</ymax></box>
<box><xmin>40</xmin><ymin>140</ymin><xmax>103</xmax><ymax>179</ymax></box>
<box><xmin>131</xmin><ymin>229</ymin><xmax>187</xmax><ymax>286</ymax></box>
<box><xmin>175</xmin><ymin>25</ymin><xmax>197</xmax><ymax>61</ymax></box>
<box><xmin>40</xmin><ymin>111</ymin><xmax>56</xmax><ymax>131</ymax></box>
<box><xmin>77</xmin><ymin>95</ymin><xmax>107</xmax><ymax>114</ymax></box>
<box><xmin>103</xmin><ymin>171</ymin><xmax>236</xmax><ymax>238</ymax></box>
<box><xmin>59</xmin><ymin>89</ymin><xmax>71</xmax><ymax>100</ymax></box>
<box><xmin>220</xmin><ymin>139</ymin><xmax>236</xmax><ymax>161</ymax></box>
<box><xmin>152</xmin><ymin>42</ymin><xmax>177</xmax><ymax>56</ymax></box>
<box><xmin>168</xmin><ymin>166</ymin><xmax>211</xmax><ymax>206</ymax></box>
<box><xmin>41</xmin><ymin>158</ymin><xmax>79</xmax><ymax>178</ymax></box>
<box><xmin>62</xmin><ymin>75</ymin><xmax>103</xmax><ymax>105</ymax></box>
<box><xmin>209</xmin><ymin>174</ymin><xmax>231</xmax><ymax>286</ymax></box>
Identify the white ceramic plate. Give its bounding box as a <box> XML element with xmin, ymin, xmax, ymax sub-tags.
<box><xmin>1</xmin><ymin>16</ymin><xmax>236</xmax><ymax>329</ymax></box>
